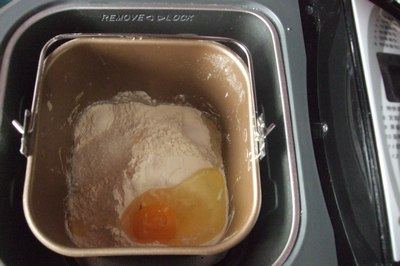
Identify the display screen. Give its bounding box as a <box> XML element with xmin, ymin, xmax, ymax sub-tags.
<box><xmin>377</xmin><ymin>52</ymin><xmax>400</xmax><ymax>102</ymax></box>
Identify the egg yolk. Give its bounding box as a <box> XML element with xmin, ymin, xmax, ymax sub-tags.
<box><xmin>120</xmin><ymin>168</ymin><xmax>228</xmax><ymax>246</ymax></box>
<box><xmin>130</xmin><ymin>203</ymin><xmax>177</xmax><ymax>243</ymax></box>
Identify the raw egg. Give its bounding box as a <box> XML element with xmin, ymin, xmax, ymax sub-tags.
<box><xmin>120</xmin><ymin>168</ymin><xmax>228</xmax><ymax>246</ymax></box>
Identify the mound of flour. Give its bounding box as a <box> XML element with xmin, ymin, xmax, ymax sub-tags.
<box><xmin>66</xmin><ymin>91</ymin><xmax>221</xmax><ymax>247</ymax></box>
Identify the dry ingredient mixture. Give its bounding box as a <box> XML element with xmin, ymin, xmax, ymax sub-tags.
<box><xmin>66</xmin><ymin>91</ymin><xmax>227</xmax><ymax>247</ymax></box>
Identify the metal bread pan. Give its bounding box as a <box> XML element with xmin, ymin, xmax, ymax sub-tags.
<box><xmin>22</xmin><ymin>34</ymin><xmax>265</xmax><ymax>257</ymax></box>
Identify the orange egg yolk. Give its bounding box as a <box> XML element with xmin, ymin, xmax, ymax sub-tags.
<box><xmin>130</xmin><ymin>203</ymin><xmax>177</xmax><ymax>243</ymax></box>
<box><xmin>120</xmin><ymin>168</ymin><xmax>228</xmax><ymax>246</ymax></box>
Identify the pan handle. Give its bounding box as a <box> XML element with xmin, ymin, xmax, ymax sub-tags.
<box><xmin>255</xmin><ymin>108</ymin><xmax>276</xmax><ymax>160</ymax></box>
<box><xmin>11</xmin><ymin>109</ymin><xmax>31</xmax><ymax>157</ymax></box>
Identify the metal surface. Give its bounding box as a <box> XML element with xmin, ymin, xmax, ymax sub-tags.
<box><xmin>23</xmin><ymin>34</ymin><xmax>263</xmax><ymax>257</ymax></box>
<box><xmin>12</xmin><ymin>33</ymin><xmax>269</xmax><ymax>161</ymax></box>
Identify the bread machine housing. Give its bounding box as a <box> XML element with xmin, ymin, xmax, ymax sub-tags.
<box><xmin>0</xmin><ymin>1</ymin><xmax>337</xmax><ymax>265</ymax></box>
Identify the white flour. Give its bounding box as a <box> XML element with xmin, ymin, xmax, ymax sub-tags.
<box><xmin>67</xmin><ymin>91</ymin><xmax>222</xmax><ymax>247</ymax></box>
<box><xmin>202</xmin><ymin>53</ymin><xmax>245</xmax><ymax>101</ymax></box>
